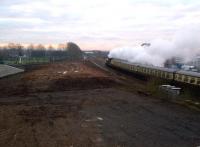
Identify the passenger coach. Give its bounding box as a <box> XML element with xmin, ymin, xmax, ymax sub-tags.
<box><xmin>106</xmin><ymin>58</ymin><xmax>200</xmax><ymax>86</ymax></box>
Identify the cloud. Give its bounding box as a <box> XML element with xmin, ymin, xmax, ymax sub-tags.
<box><xmin>0</xmin><ymin>0</ymin><xmax>200</xmax><ymax>50</ymax></box>
<box><xmin>109</xmin><ymin>25</ymin><xmax>200</xmax><ymax>66</ymax></box>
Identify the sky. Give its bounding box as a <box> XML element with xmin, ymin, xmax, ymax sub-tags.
<box><xmin>0</xmin><ymin>0</ymin><xmax>200</xmax><ymax>50</ymax></box>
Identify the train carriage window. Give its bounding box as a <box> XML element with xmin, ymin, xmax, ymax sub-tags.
<box><xmin>158</xmin><ymin>71</ymin><xmax>162</xmax><ymax>77</ymax></box>
<box><xmin>161</xmin><ymin>72</ymin><xmax>165</xmax><ymax>78</ymax></box>
<box><xmin>177</xmin><ymin>74</ymin><xmax>179</xmax><ymax>80</ymax></box>
<box><xmin>178</xmin><ymin>75</ymin><xmax>182</xmax><ymax>81</ymax></box>
<box><xmin>137</xmin><ymin>67</ymin><xmax>140</xmax><ymax>72</ymax></box>
<box><xmin>157</xmin><ymin>70</ymin><xmax>159</xmax><ymax>76</ymax></box>
<box><xmin>166</xmin><ymin>73</ymin><xmax>170</xmax><ymax>79</ymax></box>
<box><xmin>184</xmin><ymin>76</ymin><xmax>189</xmax><ymax>82</ymax></box>
<box><xmin>190</xmin><ymin>77</ymin><xmax>195</xmax><ymax>84</ymax></box>
<box><xmin>159</xmin><ymin>71</ymin><xmax>161</xmax><ymax>76</ymax></box>
<box><xmin>143</xmin><ymin>68</ymin><xmax>145</xmax><ymax>72</ymax></box>
<box><xmin>145</xmin><ymin>68</ymin><xmax>147</xmax><ymax>73</ymax></box>
<box><xmin>156</xmin><ymin>70</ymin><xmax>158</xmax><ymax>75</ymax></box>
<box><xmin>155</xmin><ymin>70</ymin><xmax>158</xmax><ymax>76</ymax></box>
<box><xmin>131</xmin><ymin>66</ymin><xmax>134</xmax><ymax>70</ymax></box>
<box><xmin>152</xmin><ymin>69</ymin><xmax>154</xmax><ymax>74</ymax></box>
<box><xmin>158</xmin><ymin>71</ymin><xmax>160</xmax><ymax>76</ymax></box>
<box><xmin>164</xmin><ymin>73</ymin><xmax>167</xmax><ymax>78</ymax></box>
<box><xmin>147</xmin><ymin>69</ymin><xmax>149</xmax><ymax>73</ymax></box>
<box><xmin>164</xmin><ymin>72</ymin><xmax>167</xmax><ymax>78</ymax></box>
<box><xmin>156</xmin><ymin>70</ymin><xmax>159</xmax><ymax>76</ymax></box>
<box><xmin>167</xmin><ymin>73</ymin><xmax>169</xmax><ymax>78</ymax></box>
<box><xmin>136</xmin><ymin>67</ymin><xmax>139</xmax><ymax>72</ymax></box>
<box><xmin>136</xmin><ymin>67</ymin><xmax>138</xmax><ymax>71</ymax></box>
<box><xmin>170</xmin><ymin>73</ymin><xmax>173</xmax><ymax>79</ymax></box>
<box><xmin>161</xmin><ymin>71</ymin><xmax>165</xmax><ymax>78</ymax></box>
<box><xmin>146</xmin><ymin>68</ymin><xmax>148</xmax><ymax>73</ymax></box>
<box><xmin>197</xmin><ymin>78</ymin><xmax>200</xmax><ymax>85</ymax></box>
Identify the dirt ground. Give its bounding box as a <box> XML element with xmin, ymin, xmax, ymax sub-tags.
<box><xmin>0</xmin><ymin>60</ymin><xmax>200</xmax><ymax>147</ymax></box>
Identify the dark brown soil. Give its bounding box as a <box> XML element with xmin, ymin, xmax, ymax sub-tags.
<box><xmin>0</xmin><ymin>61</ymin><xmax>116</xmax><ymax>97</ymax></box>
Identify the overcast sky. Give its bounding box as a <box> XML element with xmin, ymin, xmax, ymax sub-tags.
<box><xmin>0</xmin><ymin>0</ymin><xmax>200</xmax><ymax>50</ymax></box>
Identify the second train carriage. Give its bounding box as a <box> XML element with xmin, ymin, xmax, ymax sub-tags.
<box><xmin>175</xmin><ymin>70</ymin><xmax>200</xmax><ymax>85</ymax></box>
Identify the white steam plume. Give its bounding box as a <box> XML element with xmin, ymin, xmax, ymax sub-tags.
<box><xmin>108</xmin><ymin>25</ymin><xmax>200</xmax><ymax>67</ymax></box>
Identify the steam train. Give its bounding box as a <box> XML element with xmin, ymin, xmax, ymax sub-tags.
<box><xmin>106</xmin><ymin>58</ymin><xmax>200</xmax><ymax>86</ymax></box>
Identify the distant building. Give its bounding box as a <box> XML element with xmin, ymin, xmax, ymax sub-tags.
<box><xmin>174</xmin><ymin>57</ymin><xmax>185</xmax><ymax>68</ymax></box>
<box><xmin>187</xmin><ymin>56</ymin><xmax>200</xmax><ymax>71</ymax></box>
<box><xmin>164</xmin><ymin>57</ymin><xmax>184</xmax><ymax>69</ymax></box>
<box><xmin>164</xmin><ymin>56</ymin><xmax>200</xmax><ymax>72</ymax></box>
<box><xmin>181</xmin><ymin>65</ymin><xmax>198</xmax><ymax>72</ymax></box>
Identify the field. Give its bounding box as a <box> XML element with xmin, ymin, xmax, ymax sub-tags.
<box><xmin>3</xmin><ymin>57</ymin><xmax>50</xmax><ymax>65</ymax></box>
<box><xmin>0</xmin><ymin>60</ymin><xmax>200</xmax><ymax>147</ymax></box>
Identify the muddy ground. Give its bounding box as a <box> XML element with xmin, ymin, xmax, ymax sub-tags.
<box><xmin>0</xmin><ymin>60</ymin><xmax>200</xmax><ymax>147</ymax></box>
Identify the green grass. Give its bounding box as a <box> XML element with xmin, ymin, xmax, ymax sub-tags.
<box><xmin>3</xmin><ymin>57</ymin><xmax>50</xmax><ymax>65</ymax></box>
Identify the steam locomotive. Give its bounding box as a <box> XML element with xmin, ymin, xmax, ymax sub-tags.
<box><xmin>106</xmin><ymin>58</ymin><xmax>200</xmax><ymax>86</ymax></box>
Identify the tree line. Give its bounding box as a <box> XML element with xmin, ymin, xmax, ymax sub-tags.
<box><xmin>0</xmin><ymin>42</ymin><xmax>83</xmax><ymax>62</ymax></box>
